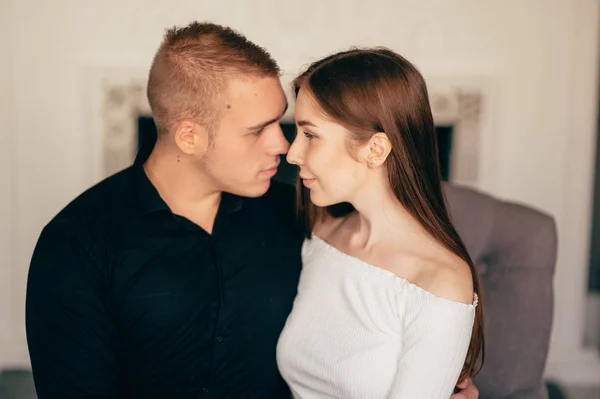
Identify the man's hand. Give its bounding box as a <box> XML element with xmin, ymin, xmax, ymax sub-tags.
<box><xmin>450</xmin><ymin>377</ymin><xmax>479</xmax><ymax>399</ymax></box>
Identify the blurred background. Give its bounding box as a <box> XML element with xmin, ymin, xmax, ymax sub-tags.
<box><xmin>1</xmin><ymin>0</ymin><xmax>600</xmax><ymax>398</ymax></box>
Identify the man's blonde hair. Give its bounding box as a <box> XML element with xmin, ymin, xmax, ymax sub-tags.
<box><xmin>147</xmin><ymin>21</ymin><xmax>280</xmax><ymax>136</ymax></box>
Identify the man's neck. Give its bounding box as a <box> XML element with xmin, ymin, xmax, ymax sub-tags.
<box><xmin>143</xmin><ymin>144</ymin><xmax>221</xmax><ymax>233</ymax></box>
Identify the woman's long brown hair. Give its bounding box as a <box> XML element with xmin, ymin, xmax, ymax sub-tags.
<box><xmin>293</xmin><ymin>47</ymin><xmax>484</xmax><ymax>382</ymax></box>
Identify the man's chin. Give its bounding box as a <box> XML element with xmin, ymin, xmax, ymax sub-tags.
<box><xmin>231</xmin><ymin>180</ymin><xmax>272</xmax><ymax>198</ymax></box>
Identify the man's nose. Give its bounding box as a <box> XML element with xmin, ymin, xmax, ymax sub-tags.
<box><xmin>268</xmin><ymin>125</ymin><xmax>290</xmax><ymax>155</ymax></box>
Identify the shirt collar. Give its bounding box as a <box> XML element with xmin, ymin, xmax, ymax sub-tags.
<box><xmin>132</xmin><ymin>150</ymin><xmax>243</xmax><ymax>216</ymax></box>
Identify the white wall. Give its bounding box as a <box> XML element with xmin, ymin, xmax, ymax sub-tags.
<box><xmin>0</xmin><ymin>0</ymin><xmax>18</xmax><ymax>368</ymax></box>
<box><xmin>550</xmin><ymin>1</ymin><xmax>600</xmax><ymax>385</ymax></box>
<box><xmin>1</xmin><ymin>0</ymin><xmax>599</xmax><ymax>385</ymax></box>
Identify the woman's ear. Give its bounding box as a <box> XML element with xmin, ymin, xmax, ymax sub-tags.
<box><xmin>361</xmin><ymin>132</ymin><xmax>392</xmax><ymax>169</ymax></box>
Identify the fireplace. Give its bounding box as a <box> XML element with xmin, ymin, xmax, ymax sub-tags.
<box><xmin>86</xmin><ymin>68</ymin><xmax>489</xmax><ymax>189</ymax></box>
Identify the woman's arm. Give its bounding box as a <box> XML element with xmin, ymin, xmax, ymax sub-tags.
<box><xmin>387</xmin><ymin>273</ymin><xmax>477</xmax><ymax>399</ymax></box>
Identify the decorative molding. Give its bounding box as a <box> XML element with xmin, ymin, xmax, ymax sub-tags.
<box><xmin>429</xmin><ymin>87</ymin><xmax>483</xmax><ymax>186</ymax></box>
<box><xmin>102</xmin><ymin>82</ymin><xmax>149</xmax><ymax>177</ymax></box>
<box><xmin>86</xmin><ymin>68</ymin><xmax>490</xmax><ymax>188</ymax></box>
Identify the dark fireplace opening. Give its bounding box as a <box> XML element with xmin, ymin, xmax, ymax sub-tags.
<box><xmin>436</xmin><ymin>125</ymin><xmax>453</xmax><ymax>181</ymax></box>
<box><xmin>136</xmin><ymin>116</ymin><xmax>453</xmax><ymax>185</ymax></box>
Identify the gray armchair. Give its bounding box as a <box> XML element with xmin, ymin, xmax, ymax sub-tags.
<box><xmin>443</xmin><ymin>182</ymin><xmax>558</xmax><ymax>399</ymax></box>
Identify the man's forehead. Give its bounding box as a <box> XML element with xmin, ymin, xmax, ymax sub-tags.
<box><xmin>222</xmin><ymin>78</ymin><xmax>287</xmax><ymax>122</ymax></box>
<box><xmin>224</xmin><ymin>76</ymin><xmax>285</xmax><ymax>103</ymax></box>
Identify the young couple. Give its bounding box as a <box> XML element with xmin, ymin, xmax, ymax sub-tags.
<box><xmin>25</xmin><ymin>21</ymin><xmax>483</xmax><ymax>398</ymax></box>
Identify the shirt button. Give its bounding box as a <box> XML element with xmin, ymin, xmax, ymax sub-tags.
<box><xmin>202</xmin><ymin>387</ymin><xmax>209</xmax><ymax>393</ymax></box>
<box><xmin>216</xmin><ymin>336</ymin><xmax>222</xmax><ymax>342</ymax></box>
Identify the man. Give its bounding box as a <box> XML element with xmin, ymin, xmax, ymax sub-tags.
<box><xmin>25</xmin><ymin>21</ymin><xmax>479</xmax><ymax>398</ymax></box>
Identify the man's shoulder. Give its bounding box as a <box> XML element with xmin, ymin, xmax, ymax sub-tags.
<box><xmin>30</xmin><ymin>169</ymin><xmax>136</xmax><ymax>288</ymax></box>
<box><xmin>47</xmin><ymin>167</ymin><xmax>135</xmax><ymax>234</ymax></box>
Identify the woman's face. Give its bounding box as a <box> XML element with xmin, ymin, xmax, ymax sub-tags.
<box><xmin>287</xmin><ymin>89</ymin><xmax>369</xmax><ymax>207</ymax></box>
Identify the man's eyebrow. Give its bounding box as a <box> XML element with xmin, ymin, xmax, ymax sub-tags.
<box><xmin>247</xmin><ymin>101</ymin><xmax>289</xmax><ymax>130</ymax></box>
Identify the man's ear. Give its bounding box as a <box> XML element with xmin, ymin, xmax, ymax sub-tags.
<box><xmin>173</xmin><ymin>120</ymin><xmax>208</xmax><ymax>155</ymax></box>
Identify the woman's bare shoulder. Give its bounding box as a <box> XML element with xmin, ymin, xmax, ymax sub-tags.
<box><xmin>401</xmin><ymin>250</ymin><xmax>475</xmax><ymax>305</ymax></box>
<box><xmin>382</xmin><ymin>237</ymin><xmax>475</xmax><ymax>305</ymax></box>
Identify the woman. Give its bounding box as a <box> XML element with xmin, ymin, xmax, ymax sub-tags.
<box><xmin>276</xmin><ymin>48</ymin><xmax>484</xmax><ymax>398</ymax></box>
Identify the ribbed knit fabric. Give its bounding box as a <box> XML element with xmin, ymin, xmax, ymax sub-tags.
<box><xmin>276</xmin><ymin>235</ymin><xmax>478</xmax><ymax>399</ymax></box>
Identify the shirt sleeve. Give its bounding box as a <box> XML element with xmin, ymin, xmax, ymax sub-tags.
<box><xmin>387</xmin><ymin>296</ymin><xmax>476</xmax><ymax>399</ymax></box>
<box><xmin>25</xmin><ymin>221</ymin><xmax>121</xmax><ymax>398</ymax></box>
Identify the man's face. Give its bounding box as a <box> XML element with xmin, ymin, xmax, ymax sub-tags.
<box><xmin>200</xmin><ymin>76</ymin><xmax>289</xmax><ymax>197</ymax></box>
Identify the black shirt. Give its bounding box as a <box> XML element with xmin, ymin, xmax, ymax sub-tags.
<box><xmin>25</xmin><ymin>156</ymin><xmax>303</xmax><ymax>399</ymax></box>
